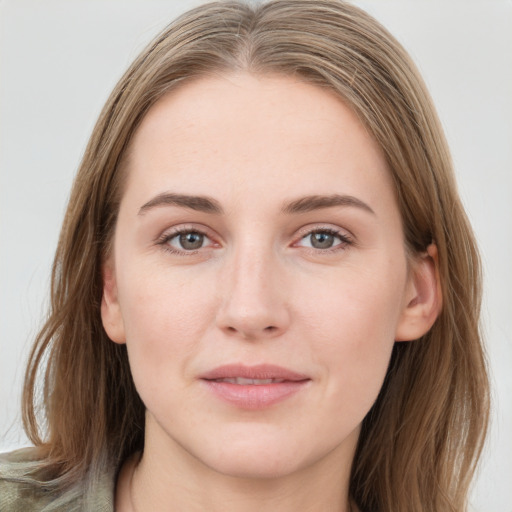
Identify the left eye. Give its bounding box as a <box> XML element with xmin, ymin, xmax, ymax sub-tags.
<box><xmin>298</xmin><ymin>230</ymin><xmax>347</xmax><ymax>249</ymax></box>
<box><xmin>167</xmin><ymin>231</ymin><xmax>210</xmax><ymax>251</ymax></box>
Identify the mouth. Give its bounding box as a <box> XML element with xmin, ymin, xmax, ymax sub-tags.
<box><xmin>200</xmin><ymin>364</ymin><xmax>311</xmax><ymax>409</ymax></box>
<box><xmin>200</xmin><ymin>363</ymin><xmax>309</xmax><ymax>382</ymax></box>
<box><xmin>211</xmin><ymin>377</ymin><xmax>288</xmax><ymax>385</ymax></box>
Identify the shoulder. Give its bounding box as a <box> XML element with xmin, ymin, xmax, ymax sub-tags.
<box><xmin>0</xmin><ymin>448</ymin><xmax>115</xmax><ymax>512</ymax></box>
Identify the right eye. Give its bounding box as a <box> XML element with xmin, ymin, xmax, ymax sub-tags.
<box><xmin>159</xmin><ymin>229</ymin><xmax>215</xmax><ymax>254</ymax></box>
<box><xmin>171</xmin><ymin>231</ymin><xmax>207</xmax><ymax>250</ymax></box>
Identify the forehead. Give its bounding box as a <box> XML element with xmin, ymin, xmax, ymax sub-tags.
<box><xmin>123</xmin><ymin>72</ymin><xmax>396</xmax><ymax>216</ymax></box>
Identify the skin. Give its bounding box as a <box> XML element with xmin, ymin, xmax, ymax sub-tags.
<box><xmin>101</xmin><ymin>73</ymin><xmax>440</xmax><ymax>512</ymax></box>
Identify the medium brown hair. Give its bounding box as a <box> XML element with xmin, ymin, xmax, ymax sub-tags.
<box><xmin>22</xmin><ymin>1</ymin><xmax>489</xmax><ymax>510</ymax></box>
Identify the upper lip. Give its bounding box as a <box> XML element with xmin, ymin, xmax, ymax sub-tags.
<box><xmin>200</xmin><ymin>364</ymin><xmax>310</xmax><ymax>381</ymax></box>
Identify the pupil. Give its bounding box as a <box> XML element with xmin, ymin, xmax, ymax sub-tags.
<box><xmin>311</xmin><ymin>232</ymin><xmax>334</xmax><ymax>249</ymax></box>
<box><xmin>179</xmin><ymin>232</ymin><xmax>204</xmax><ymax>250</ymax></box>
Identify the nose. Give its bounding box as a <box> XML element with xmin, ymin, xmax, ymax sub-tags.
<box><xmin>215</xmin><ymin>245</ymin><xmax>290</xmax><ymax>341</ymax></box>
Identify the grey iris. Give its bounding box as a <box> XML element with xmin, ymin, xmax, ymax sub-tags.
<box><xmin>179</xmin><ymin>232</ymin><xmax>204</xmax><ymax>250</ymax></box>
<box><xmin>311</xmin><ymin>232</ymin><xmax>335</xmax><ymax>249</ymax></box>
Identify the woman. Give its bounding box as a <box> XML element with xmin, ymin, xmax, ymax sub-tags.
<box><xmin>0</xmin><ymin>1</ymin><xmax>489</xmax><ymax>511</ymax></box>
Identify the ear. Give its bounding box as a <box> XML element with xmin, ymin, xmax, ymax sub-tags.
<box><xmin>100</xmin><ymin>260</ymin><xmax>126</xmax><ymax>344</ymax></box>
<box><xmin>395</xmin><ymin>244</ymin><xmax>443</xmax><ymax>342</ymax></box>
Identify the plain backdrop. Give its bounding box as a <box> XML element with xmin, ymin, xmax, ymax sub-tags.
<box><xmin>0</xmin><ymin>1</ymin><xmax>511</xmax><ymax>510</ymax></box>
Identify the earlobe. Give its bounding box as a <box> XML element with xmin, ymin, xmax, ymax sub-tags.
<box><xmin>395</xmin><ymin>244</ymin><xmax>443</xmax><ymax>342</ymax></box>
<box><xmin>100</xmin><ymin>262</ymin><xmax>126</xmax><ymax>344</ymax></box>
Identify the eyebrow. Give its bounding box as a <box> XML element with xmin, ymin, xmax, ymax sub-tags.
<box><xmin>281</xmin><ymin>194</ymin><xmax>375</xmax><ymax>215</ymax></box>
<box><xmin>138</xmin><ymin>193</ymin><xmax>223</xmax><ymax>215</ymax></box>
<box><xmin>138</xmin><ymin>192</ymin><xmax>375</xmax><ymax>216</ymax></box>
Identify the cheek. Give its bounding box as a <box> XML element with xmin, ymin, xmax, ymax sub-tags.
<box><xmin>116</xmin><ymin>265</ymin><xmax>217</xmax><ymax>387</ymax></box>
<box><xmin>300</xmin><ymin>261</ymin><xmax>406</xmax><ymax>405</ymax></box>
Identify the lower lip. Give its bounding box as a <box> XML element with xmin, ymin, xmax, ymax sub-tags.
<box><xmin>202</xmin><ymin>380</ymin><xmax>310</xmax><ymax>410</ymax></box>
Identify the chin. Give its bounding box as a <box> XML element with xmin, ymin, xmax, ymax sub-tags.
<box><xmin>206</xmin><ymin>452</ymin><xmax>306</xmax><ymax>480</ymax></box>
<box><xmin>194</xmin><ymin>430</ymin><xmax>330</xmax><ymax>481</ymax></box>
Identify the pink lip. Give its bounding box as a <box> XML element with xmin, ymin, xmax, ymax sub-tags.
<box><xmin>200</xmin><ymin>364</ymin><xmax>309</xmax><ymax>381</ymax></box>
<box><xmin>200</xmin><ymin>364</ymin><xmax>311</xmax><ymax>410</ymax></box>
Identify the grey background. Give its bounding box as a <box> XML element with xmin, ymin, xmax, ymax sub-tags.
<box><xmin>1</xmin><ymin>1</ymin><xmax>511</xmax><ymax>510</ymax></box>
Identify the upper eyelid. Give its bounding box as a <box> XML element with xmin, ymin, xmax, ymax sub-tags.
<box><xmin>156</xmin><ymin>224</ymin><xmax>215</xmax><ymax>242</ymax></box>
<box><xmin>293</xmin><ymin>223</ymin><xmax>354</xmax><ymax>240</ymax></box>
<box><xmin>294</xmin><ymin>229</ymin><xmax>351</xmax><ymax>247</ymax></box>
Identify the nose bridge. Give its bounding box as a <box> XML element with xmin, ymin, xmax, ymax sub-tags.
<box><xmin>217</xmin><ymin>236</ymin><xmax>289</xmax><ymax>339</ymax></box>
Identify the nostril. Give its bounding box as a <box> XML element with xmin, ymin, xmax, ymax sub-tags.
<box><xmin>225</xmin><ymin>325</ymin><xmax>277</xmax><ymax>336</ymax></box>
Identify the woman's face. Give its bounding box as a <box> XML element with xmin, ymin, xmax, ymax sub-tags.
<box><xmin>102</xmin><ymin>73</ymin><xmax>427</xmax><ymax>479</ymax></box>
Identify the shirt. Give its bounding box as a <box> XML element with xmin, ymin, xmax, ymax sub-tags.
<box><xmin>0</xmin><ymin>448</ymin><xmax>115</xmax><ymax>511</ymax></box>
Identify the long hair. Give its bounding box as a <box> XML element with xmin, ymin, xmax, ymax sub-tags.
<box><xmin>21</xmin><ymin>1</ymin><xmax>489</xmax><ymax>510</ymax></box>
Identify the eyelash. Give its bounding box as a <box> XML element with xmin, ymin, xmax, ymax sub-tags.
<box><xmin>156</xmin><ymin>227</ymin><xmax>214</xmax><ymax>256</ymax></box>
<box><xmin>156</xmin><ymin>226</ymin><xmax>353</xmax><ymax>256</ymax></box>
<box><xmin>295</xmin><ymin>227</ymin><xmax>353</xmax><ymax>253</ymax></box>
